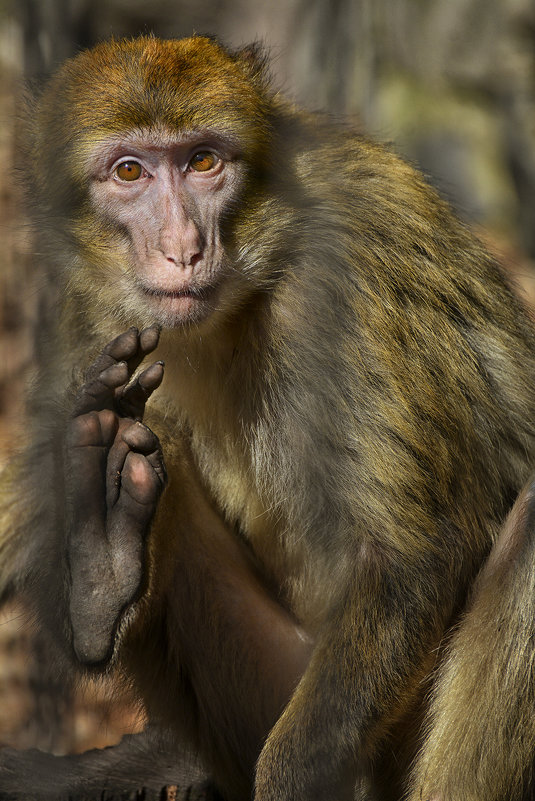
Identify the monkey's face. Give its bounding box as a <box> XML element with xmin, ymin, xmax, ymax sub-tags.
<box><xmin>88</xmin><ymin>127</ymin><xmax>246</xmax><ymax>328</ymax></box>
<box><xmin>32</xmin><ymin>36</ymin><xmax>273</xmax><ymax>331</ymax></box>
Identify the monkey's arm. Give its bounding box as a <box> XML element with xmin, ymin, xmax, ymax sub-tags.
<box><xmin>138</xmin><ymin>454</ymin><xmax>315</xmax><ymax>799</ymax></box>
<box><xmin>253</xmin><ymin>551</ymin><xmax>442</xmax><ymax>801</ymax></box>
<box><xmin>1</xmin><ymin>324</ymin><xmax>313</xmax><ymax>798</ymax></box>
<box><xmin>0</xmin><ymin>466</ymin><xmax>313</xmax><ymax>800</ymax></box>
<box><xmin>407</xmin><ymin>476</ymin><xmax>535</xmax><ymax>801</ymax></box>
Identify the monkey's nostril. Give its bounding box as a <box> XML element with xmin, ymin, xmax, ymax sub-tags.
<box><xmin>162</xmin><ymin>251</ymin><xmax>201</xmax><ymax>268</ymax></box>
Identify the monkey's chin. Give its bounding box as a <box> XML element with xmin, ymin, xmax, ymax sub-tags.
<box><xmin>139</xmin><ymin>286</ymin><xmax>219</xmax><ymax>329</ymax></box>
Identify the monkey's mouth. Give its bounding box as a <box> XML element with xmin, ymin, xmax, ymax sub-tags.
<box><xmin>137</xmin><ymin>282</ymin><xmax>219</xmax><ymax>326</ymax></box>
<box><xmin>142</xmin><ymin>286</ymin><xmax>210</xmax><ymax>299</ymax></box>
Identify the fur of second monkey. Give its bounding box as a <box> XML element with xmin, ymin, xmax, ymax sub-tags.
<box><xmin>1</xmin><ymin>34</ymin><xmax>535</xmax><ymax>801</ymax></box>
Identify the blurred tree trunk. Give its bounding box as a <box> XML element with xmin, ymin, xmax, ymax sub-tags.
<box><xmin>288</xmin><ymin>0</ymin><xmax>535</xmax><ymax>257</ymax></box>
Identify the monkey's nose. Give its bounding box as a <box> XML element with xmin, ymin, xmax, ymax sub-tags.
<box><xmin>165</xmin><ymin>250</ymin><xmax>202</xmax><ymax>269</ymax></box>
<box><xmin>160</xmin><ymin>220</ymin><xmax>203</xmax><ymax>270</ymax></box>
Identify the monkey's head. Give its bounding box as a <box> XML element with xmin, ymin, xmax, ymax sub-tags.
<box><xmin>29</xmin><ymin>36</ymin><xmax>281</xmax><ymax>330</ymax></box>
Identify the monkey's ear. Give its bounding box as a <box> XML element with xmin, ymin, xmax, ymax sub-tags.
<box><xmin>233</xmin><ymin>42</ymin><xmax>270</xmax><ymax>85</ymax></box>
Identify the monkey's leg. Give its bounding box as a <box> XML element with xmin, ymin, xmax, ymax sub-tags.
<box><xmin>65</xmin><ymin>326</ymin><xmax>166</xmax><ymax>665</ymax></box>
<box><xmin>407</xmin><ymin>476</ymin><xmax>535</xmax><ymax>801</ymax></box>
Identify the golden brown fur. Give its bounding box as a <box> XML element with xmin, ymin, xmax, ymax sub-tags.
<box><xmin>1</xmin><ymin>34</ymin><xmax>535</xmax><ymax>801</ymax></box>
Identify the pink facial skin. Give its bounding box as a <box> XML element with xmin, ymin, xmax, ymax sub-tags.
<box><xmin>89</xmin><ymin>129</ymin><xmax>245</xmax><ymax>328</ymax></box>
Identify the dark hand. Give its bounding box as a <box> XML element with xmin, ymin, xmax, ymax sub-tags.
<box><xmin>66</xmin><ymin>326</ymin><xmax>166</xmax><ymax>666</ymax></box>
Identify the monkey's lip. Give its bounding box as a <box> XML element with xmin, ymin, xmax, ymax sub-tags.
<box><xmin>138</xmin><ymin>282</ymin><xmax>219</xmax><ymax>325</ymax></box>
<box><xmin>140</xmin><ymin>284</ymin><xmax>216</xmax><ymax>300</ymax></box>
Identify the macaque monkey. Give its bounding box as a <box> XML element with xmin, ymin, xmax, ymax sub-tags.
<box><xmin>1</xmin><ymin>34</ymin><xmax>535</xmax><ymax>801</ymax></box>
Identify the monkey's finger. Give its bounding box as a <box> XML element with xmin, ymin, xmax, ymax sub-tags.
<box><xmin>84</xmin><ymin>327</ymin><xmax>141</xmax><ymax>383</ymax></box>
<box><xmin>118</xmin><ymin>361</ymin><xmax>165</xmax><ymax>420</ymax></box>
<box><xmin>66</xmin><ymin>412</ymin><xmax>118</xmax><ymax>523</ymax></box>
<box><xmin>113</xmin><ymin>450</ymin><xmax>164</xmax><ymax>518</ymax></box>
<box><xmin>113</xmin><ymin>324</ymin><xmax>161</xmax><ymax>377</ymax></box>
<box><xmin>144</xmin><ymin>448</ymin><xmax>167</xmax><ymax>488</ymax></box>
<box><xmin>121</xmin><ymin>421</ymin><xmax>167</xmax><ymax>488</ymax></box>
<box><xmin>73</xmin><ymin>362</ymin><xmax>130</xmax><ymax>416</ymax></box>
<box><xmin>105</xmin><ymin>436</ymin><xmax>130</xmax><ymax>510</ymax></box>
<box><xmin>121</xmin><ymin>420</ymin><xmax>162</xmax><ymax>454</ymax></box>
<box><xmin>106</xmin><ymin>421</ymin><xmax>164</xmax><ymax>507</ymax></box>
<box><xmin>67</xmin><ymin>409</ymin><xmax>118</xmax><ymax>449</ymax></box>
<box><xmin>84</xmin><ymin>327</ymin><xmax>161</xmax><ymax>402</ymax></box>
<box><xmin>117</xmin><ymin>325</ymin><xmax>161</xmax><ymax>380</ymax></box>
<box><xmin>138</xmin><ymin>325</ymin><xmax>161</xmax><ymax>356</ymax></box>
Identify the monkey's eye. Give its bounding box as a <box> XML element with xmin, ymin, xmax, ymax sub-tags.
<box><xmin>114</xmin><ymin>161</ymin><xmax>144</xmax><ymax>181</ymax></box>
<box><xmin>189</xmin><ymin>152</ymin><xmax>218</xmax><ymax>172</ymax></box>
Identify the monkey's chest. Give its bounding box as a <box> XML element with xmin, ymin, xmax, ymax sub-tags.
<box><xmin>190</xmin><ymin>430</ymin><xmax>323</xmax><ymax>618</ymax></box>
<box><xmin>193</xmin><ymin>430</ymin><xmax>281</xmax><ymax>547</ymax></box>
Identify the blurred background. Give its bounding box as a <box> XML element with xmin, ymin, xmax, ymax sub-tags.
<box><xmin>0</xmin><ymin>0</ymin><xmax>534</xmax><ymax>760</ymax></box>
